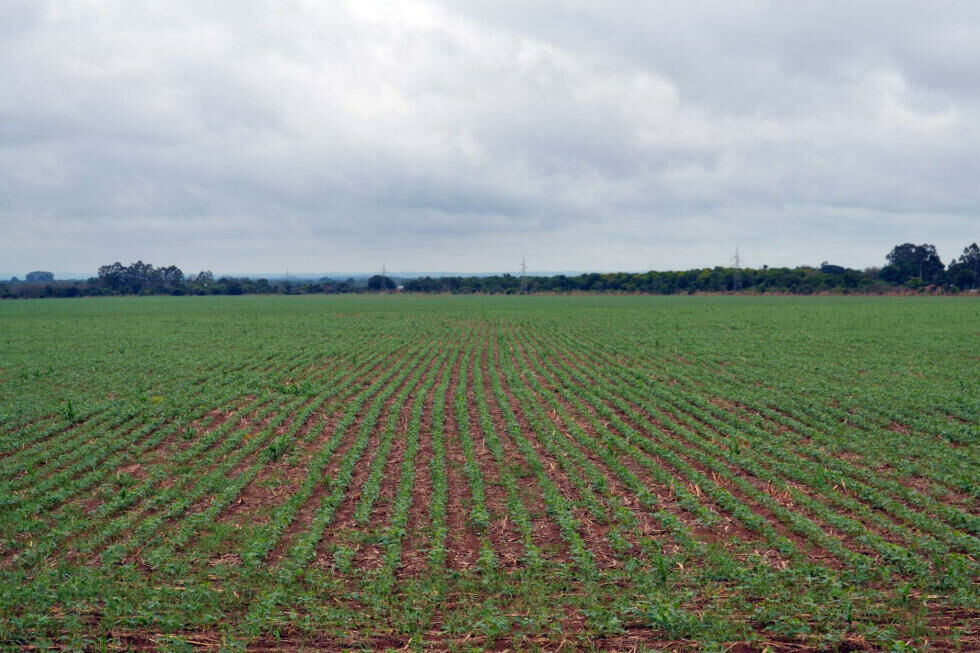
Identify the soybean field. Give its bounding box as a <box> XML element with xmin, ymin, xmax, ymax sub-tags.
<box><xmin>0</xmin><ymin>295</ymin><xmax>977</xmax><ymax>651</ymax></box>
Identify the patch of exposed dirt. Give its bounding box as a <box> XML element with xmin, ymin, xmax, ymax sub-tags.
<box><xmin>267</xmin><ymin>352</ymin><xmax>428</xmax><ymax>567</ymax></box>
<box><xmin>464</xmin><ymin>343</ymin><xmax>526</xmax><ymax>569</ymax></box>
<box><xmin>397</xmin><ymin>355</ymin><xmax>449</xmax><ymax>576</ymax></box>
<box><xmin>479</xmin><ymin>332</ymin><xmax>571</xmax><ymax>564</ymax></box>
<box><xmin>441</xmin><ymin>349</ymin><xmax>483</xmax><ymax>570</ymax></box>
<box><xmin>523</xmin><ymin>329</ymin><xmax>775</xmax><ymax>556</ymax></box>
<box><xmin>310</xmin><ymin>351</ymin><xmax>439</xmax><ymax>566</ymax></box>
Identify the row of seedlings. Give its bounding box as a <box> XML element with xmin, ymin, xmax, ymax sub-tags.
<box><xmin>367</xmin><ymin>349</ymin><xmax>454</xmax><ymax>594</ymax></box>
<box><xmin>0</xmin><ymin>343</ymin><xmax>325</xmax><ymax>518</ymax></box>
<box><xmin>449</xmin><ymin>343</ymin><xmax>497</xmax><ymax>572</ymax></box>
<box><xmin>155</xmin><ymin>337</ymin><xmax>431</xmax><ymax>574</ymax></box>
<box><xmin>650</xmin><ymin>374</ymin><xmax>980</xmax><ymax>562</ymax></box>
<box><xmin>505</xmin><ymin>331</ymin><xmax>673</xmax><ymax>562</ymax></box>
<box><xmin>510</xmin><ymin>327</ymin><xmax>723</xmax><ymax>558</ymax></box>
<box><xmin>525</xmin><ymin>326</ymin><xmax>866</xmax><ymax>572</ymax></box>
<box><xmin>542</xmin><ymin>325</ymin><xmax>936</xmax><ymax>581</ymax></box>
<box><xmin>467</xmin><ymin>337</ymin><xmax>544</xmax><ymax>568</ymax></box>
<box><xmin>487</xmin><ymin>329</ymin><xmax>598</xmax><ymax>576</ymax></box>
<box><xmin>693</xmin><ymin>347</ymin><xmax>980</xmax><ymax>503</ymax></box>
<box><xmin>574</xmin><ymin>327</ymin><xmax>980</xmax><ymax>561</ymax></box>
<box><xmin>497</xmin><ymin>326</ymin><xmax>733</xmax><ymax>636</ymax></box>
<box><xmin>510</xmin><ymin>326</ymin><xmax>732</xmax><ymax>557</ymax></box>
<box><xmin>28</xmin><ymin>341</ymin><xmax>362</xmax><ymax>567</ymax></box>
<box><xmin>4</xmin><ymin>345</ymin><xmax>355</xmax><ymax>567</ymax></box>
<box><xmin>241</xmin><ymin>339</ymin><xmax>445</xmax><ymax>634</ymax></box>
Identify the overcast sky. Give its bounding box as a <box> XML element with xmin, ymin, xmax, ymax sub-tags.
<box><xmin>2</xmin><ymin>1</ymin><xmax>978</xmax><ymax>277</ymax></box>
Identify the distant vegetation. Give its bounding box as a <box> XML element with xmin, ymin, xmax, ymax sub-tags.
<box><xmin>2</xmin><ymin>242</ymin><xmax>978</xmax><ymax>299</ymax></box>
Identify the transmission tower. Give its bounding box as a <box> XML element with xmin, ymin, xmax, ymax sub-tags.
<box><xmin>732</xmin><ymin>247</ymin><xmax>742</xmax><ymax>292</ymax></box>
<box><xmin>520</xmin><ymin>257</ymin><xmax>528</xmax><ymax>294</ymax></box>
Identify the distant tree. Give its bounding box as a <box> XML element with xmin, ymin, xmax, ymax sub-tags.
<box><xmin>218</xmin><ymin>277</ymin><xmax>243</xmax><ymax>295</ymax></box>
<box><xmin>951</xmin><ymin>268</ymin><xmax>977</xmax><ymax>290</ymax></box>
<box><xmin>97</xmin><ymin>262</ymin><xmax>126</xmax><ymax>290</ymax></box>
<box><xmin>160</xmin><ymin>265</ymin><xmax>184</xmax><ymax>285</ymax></box>
<box><xmin>124</xmin><ymin>260</ymin><xmax>154</xmax><ymax>292</ymax></box>
<box><xmin>92</xmin><ymin>261</ymin><xmax>185</xmax><ymax>294</ymax></box>
<box><xmin>130</xmin><ymin>260</ymin><xmax>148</xmax><ymax>279</ymax></box>
<box><xmin>26</xmin><ymin>271</ymin><xmax>55</xmax><ymax>282</ymax></box>
<box><xmin>881</xmin><ymin>243</ymin><xmax>945</xmax><ymax>286</ymax></box>
<box><xmin>367</xmin><ymin>275</ymin><xmax>395</xmax><ymax>291</ymax></box>
<box><xmin>10</xmin><ymin>277</ymin><xmax>19</xmax><ymax>283</ymax></box>
<box><xmin>905</xmin><ymin>277</ymin><xmax>924</xmax><ymax>290</ymax></box>
<box><xmin>959</xmin><ymin>243</ymin><xmax>980</xmax><ymax>272</ymax></box>
<box><xmin>948</xmin><ymin>243</ymin><xmax>980</xmax><ymax>290</ymax></box>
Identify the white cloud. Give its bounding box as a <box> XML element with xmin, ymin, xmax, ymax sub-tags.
<box><xmin>1</xmin><ymin>0</ymin><xmax>978</xmax><ymax>277</ymax></box>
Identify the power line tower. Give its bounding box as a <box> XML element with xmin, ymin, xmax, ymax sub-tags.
<box><xmin>732</xmin><ymin>247</ymin><xmax>742</xmax><ymax>292</ymax></box>
<box><xmin>520</xmin><ymin>257</ymin><xmax>528</xmax><ymax>294</ymax></box>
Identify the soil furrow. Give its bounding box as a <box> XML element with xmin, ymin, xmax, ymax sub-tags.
<box><xmin>441</xmin><ymin>348</ymin><xmax>482</xmax><ymax>570</ymax></box>
<box><xmin>464</xmin><ymin>343</ymin><xmax>525</xmax><ymax>569</ymax></box>
<box><xmin>267</xmin><ymin>348</ymin><xmax>433</xmax><ymax>567</ymax></box>
<box><xmin>309</xmin><ymin>348</ymin><xmax>440</xmax><ymax>565</ymax></box>
<box><xmin>351</xmin><ymin>353</ymin><xmax>445</xmax><ymax>571</ymax></box>
<box><xmin>394</xmin><ymin>353</ymin><xmax>449</xmax><ymax>577</ymax></box>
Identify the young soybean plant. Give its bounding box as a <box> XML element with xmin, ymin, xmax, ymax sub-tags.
<box><xmin>1</xmin><ymin>295</ymin><xmax>977</xmax><ymax>651</ymax></box>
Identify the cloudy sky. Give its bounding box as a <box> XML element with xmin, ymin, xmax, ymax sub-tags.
<box><xmin>1</xmin><ymin>1</ymin><xmax>978</xmax><ymax>277</ymax></box>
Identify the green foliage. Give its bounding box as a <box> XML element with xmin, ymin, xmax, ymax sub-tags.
<box><xmin>882</xmin><ymin>243</ymin><xmax>945</xmax><ymax>286</ymax></box>
<box><xmin>0</xmin><ymin>295</ymin><xmax>976</xmax><ymax>650</ymax></box>
<box><xmin>7</xmin><ymin>242</ymin><xmax>979</xmax><ymax>301</ymax></box>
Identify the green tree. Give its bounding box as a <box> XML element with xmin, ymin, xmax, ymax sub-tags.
<box><xmin>881</xmin><ymin>243</ymin><xmax>945</xmax><ymax>286</ymax></box>
<box><xmin>367</xmin><ymin>275</ymin><xmax>395</xmax><ymax>291</ymax></box>
<box><xmin>947</xmin><ymin>243</ymin><xmax>979</xmax><ymax>290</ymax></box>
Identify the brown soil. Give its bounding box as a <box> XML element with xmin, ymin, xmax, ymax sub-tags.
<box><xmin>654</xmin><ymin>401</ymin><xmax>936</xmax><ymax>558</ymax></box>
<box><xmin>310</xmin><ymin>350</ymin><xmax>440</xmax><ymax>567</ymax></box>
<box><xmin>110</xmin><ymin>403</ymin><xmax>296</xmax><ymax>565</ymax></box>
<box><xmin>479</xmin><ymin>336</ymin><xmax>571</xmax><ymax>565</ymax></box>
<box><xmin>633</xmin><ymin>402</ymin><xmax>861</xmax><ymax>568</ymax></box>
<box><xmin>267</xmin><ymin>351</ymin><xmax>433</xmax><ymax>567</ymax></box>
<box><xmin>216</xmin><ymin>355</ymin><xmax>399</xmax><ymax>531</ymax></box>
<box><xmin>21</xmin><ymin>413</ymin><xmax>142</xmax><ymax>487</ymax></box>
<box><xmin>145</xmin><ymin>396</ymin><xmax>262</xmax><ymax>464</ymax></box>
<box><xmin>721</xmin><ymin>399</ymin><xmax>980</xmax><ymax>537</ymax></box>
<box><xmin>491</xmin><ymin>328</ymin><xmax>610</xmax><ymax>565</ymax></box>
<box><xmin>520</xmin><ymin>335</ymin><xmax>749</xmax><ymax>555</ymax></box>
<box><xmin>521</xmin><ymin>328</ymin><xmax>775</xmax><ymax>554</ymax></box>
<box><xmin>4</xmin><ymin>409</ymin><xmax>111</xmax><ymax>458</ymax></box>
<box><xmin>351</xmin><ymin>354</ymin><xmax>447</xmax><ymax>572</ymax></box>
<box><xmin>11</xmin><ymin>398</ymin><xmax>266</xmax><ymax>565</ymax></box>
<box><xmin>508</xmin><ymin>334</ymin><xmax>655</xmax><ymax>565</ymax></box>
<box><xmin>62</xmin><ymin>398</ymin><xmax>277</xmax><ymax>565</ymax></box>
<box><xmin>534</xmin><ymin>331</ymin><xmax>846</xmax><ymax>568</ymax></box>
<box><xmin>463</xmin><ymin>341</ymin><xmax>526</xmax><ymax>570</ymax></box>
<box><xmin>440</xmin><ymin>349</ymin><xmax>483</xmax><ymax>570</ymax></box>
<box><xmin>396</xmin><ymin>354</ymin><xmax>449</xmax><ymax>576</ymax></box>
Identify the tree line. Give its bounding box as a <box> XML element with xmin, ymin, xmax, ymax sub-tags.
<box><xmin>2</xmin><ymin>242</ymin><xmax>978</xmax><ymax>299</ymax></box>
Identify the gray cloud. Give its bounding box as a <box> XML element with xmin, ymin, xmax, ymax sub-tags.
<box><xmin>1</xmin><ymin>0</ymin><xmax>978</xmax><ymax>277</ymax></box>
